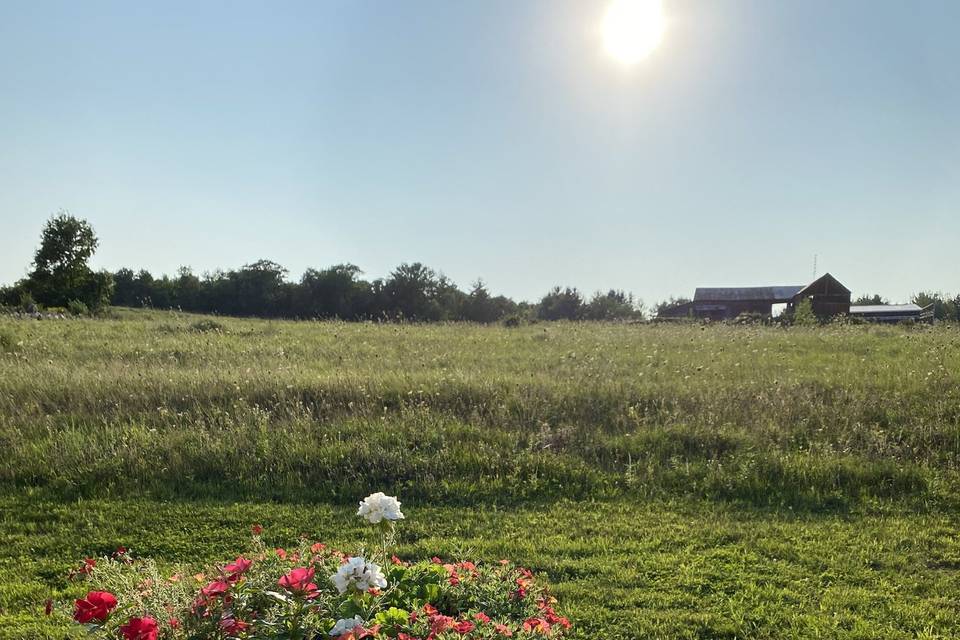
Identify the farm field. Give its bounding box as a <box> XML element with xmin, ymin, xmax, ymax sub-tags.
<box><xmin>2</xmin><ymin>311</ymin><xmax>960</xmax><ymax>639</ymax></box>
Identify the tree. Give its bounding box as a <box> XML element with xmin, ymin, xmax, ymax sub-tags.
<box><xmin>463</xmin><ymin>280</ymin><xmax>502</xmax><ymax>323</ymax></box>
<box><xmin>537</xmin><ymin>287</ymin><xmax>584</xmax><ymax>321</ymax></box>
<box><xmin>912</xmin><ymin>291</ymin><xmax>957</xmax><ymax>321</ymax></box>
<box><xmin>654</xmin><ymin>296</ymin><xmax>692</xmax><ymax>317</ymax></box>
<box><xmin>584</xmin><ymin>290</ymin><xmax>642</xmax><ymax>321</ymax></box>
<box><xmin>297</xmin><ymin>264</ymin><xmax>365</xmax><ymax>319</ymax></box>
<box><xmin>26</xmin><ymin>212</ymin><xmax>112</xmax><ymax>309</ymax></box>
<box><xmin>853</xmin><ymin>294</ymin><xmax>886</xmax><ymax>306</ymax></box>
<box><xmin>384</xmin><ymin>263</ymin><xmax>441</xmax><ymax>320</ymax></box>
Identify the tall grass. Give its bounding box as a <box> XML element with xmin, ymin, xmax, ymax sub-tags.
<box><xmin>2</xmin><ymin>310</ymin><xmax>958</xmax><ymax>509</ymax></box>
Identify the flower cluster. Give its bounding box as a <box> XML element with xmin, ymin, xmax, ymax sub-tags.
<box><xmin>357</xmin><ymin>492</ymin><xmax>405</xmax><ymax>524</ymax></box>
<box><xmin>62</xmin><ymin>492</ymin><xmax>568</xmax><ymax>640</ymax></box>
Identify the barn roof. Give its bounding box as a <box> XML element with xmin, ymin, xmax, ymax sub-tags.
<box><xmin>694</xmin><ymin>286</ymin><xmax>803</xmax><ymax>303</ymax></box>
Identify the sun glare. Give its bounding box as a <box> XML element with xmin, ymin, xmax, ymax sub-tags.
<box><xmin>602</xmin><ymin>0</ymin><xmax>666</xmax><ymax>64</ymax></box>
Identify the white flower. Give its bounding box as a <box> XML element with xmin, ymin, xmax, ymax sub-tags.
<box><xmin>329</xmin><ymin>615</ymin><xmax>365</xmax><ymax>637</ymax></box>
<box><xmin>356</xmin><ymin>492</ymin><xmax>405</xmax><ymax>523</ymax></box>
<box><xmin>330</xmin><ymin>556</ymin><xmax>387</xmax><ymax>594</ymax></box>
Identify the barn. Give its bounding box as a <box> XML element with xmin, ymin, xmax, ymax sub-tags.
<box><xmin>660</xmin><ymin>273</ymin><xmax>851</xmax><ymax>321</ymax></box>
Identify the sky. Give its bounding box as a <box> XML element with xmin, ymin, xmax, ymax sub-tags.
<box><xmin>1</xmin><ymin>0</ymin><xmax>958</xmax><ymax>305</ymax></box>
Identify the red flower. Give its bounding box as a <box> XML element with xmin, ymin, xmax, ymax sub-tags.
<box><xmin>201</xmin><ymin>579</ymin><xmax>230</xmax><ymax>599</ymax></box>
<box><xmin>311</xmin><ymin>542</ymin><xmax>326</xmax><ymax>553</ymax></box>
<box><xmin>73</xmin><ymin>591</ymin><xmax>118</xmax><ymax>623</ymax></box>
<box><xmin>223</xmin><ymin>556</ymin><xmax>252</xmax><ymax>580</ymax></box>
<box><xmin>220</xmin><ymin>616</ymin><xmax>250</xmax><ymax>634</ymax></box>
<box><xmin>44</xmin><ymin>599</ymin><xmax>53</xmax><ymax>616</ymax></box>
<box><xmin>82</xmin><ymin>558</ymin><xmax>97</xmax><ymax>573</ymax></box>
<box><xmin>251</xmin><ymin>524</ymin><xmax>263</xmax><ymax>535</ymax></box>
<box><xmin>278</xmin><ymin>567</ymin><xmax>320</xmax><ymax>598</ymax></box>
<box><xmin>522</xmin><ymin>618</ymin><xmax>551</xmax><ymax>634</ymax></box>
<box><xmin>422</xmin><ymin>603</ymin><xmax>438</xmax><ymax>616</ymax></box>
<box><xmin>391</xmin><ymin>554</ymin><xmax>407</xmax><ymax>566</ymax></box>
<box><xmin>431</xmin><ymin>556</ymin><xmax>442</xmax><ymax>564</ymax></box>
<box><xmin>474</xmin><ymin>612</ymin><xmax>491</xmax><ymax>624</ymax></box>
<box><xmin>169</xmin><ymin>618</ymin><xmax>180</xmax><ymax>629</ymax></box>
<box><xmin>494</xmin><ymin>623</ymin><xmax>514</xmax><ymax>637</ymax></box>
<box><xmin>275</xmin><ymin>548</ymin><xmax>288</xmax><ymax>560</ymax></box>
<box><xmin>120</xmin><ymin>616</ymin><xmax>159</xmax><ymax>640</ymax></box>
<box><xmin>453</xmin><ymin>620</ymin><xmax>475</xmax><ymax>634</ymax></box>
<box><xmin>429</xmin><ymin>615</ymin><xmax>455</xmax><ymax>635</ymax></box>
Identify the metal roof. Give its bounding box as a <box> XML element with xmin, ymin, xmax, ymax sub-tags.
<box><xmin>694</xmin><ymin>286</ymin><xmax>803</xmax><ymax>303</ymax></box>
<box><xmin>850</xmin><ymin>304</ymin><xmax>922</xmax><ymax>314</ymax></box>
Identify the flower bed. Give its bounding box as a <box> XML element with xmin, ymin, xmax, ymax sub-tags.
<box><xmin>61</xmin><ymin>493</ymin><xmax>569</xmax><ymax>639</ymax></box>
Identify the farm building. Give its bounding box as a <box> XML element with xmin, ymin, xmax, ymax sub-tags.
<box><xmin>849</xmin><ymin>303</ymin><xmax>934</xmax><ymax>323</ymax></box>
<box><xmin>660</xmin><ymin>273</ymin><xmax>851</xmax><ymax>321</ymax></box>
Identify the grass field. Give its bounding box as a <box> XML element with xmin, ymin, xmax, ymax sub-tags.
<box><xmin>2</xmin><ymin>311</ymin><xmax>959</xmax><ymax>638</ymax></box>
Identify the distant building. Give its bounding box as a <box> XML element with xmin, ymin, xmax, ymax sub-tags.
<box><xmin>660</xmin><ymin>273</ymin><xmax>851</xmax><ymax>321</ymax></box>
<box><xmin>849</xmin><ymin>303</ymin><xmax>934</xmax><ymax>324</ymax></box>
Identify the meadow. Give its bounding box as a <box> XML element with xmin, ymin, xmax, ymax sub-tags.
<box><xmin>1</xmin><ymin>310</ymin><xmax>959</xmax><ymax>638</ymax></box>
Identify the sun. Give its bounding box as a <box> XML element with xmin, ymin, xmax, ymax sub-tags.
<box><xmin>602</xmin><ymin>0</ymin><xmax>666</xmax><ymax>64</ymax></box>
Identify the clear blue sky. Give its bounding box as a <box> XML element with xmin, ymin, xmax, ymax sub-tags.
<box><xmin>1</xmin><ymin>0</ymin><xmax>958</xmax><ymax>305</ymax></box>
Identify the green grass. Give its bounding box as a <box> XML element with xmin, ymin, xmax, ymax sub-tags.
<box><xmin>2</xmin><ymin>310</ymin><xmax>960</xmax><ymax>638</ymax></box>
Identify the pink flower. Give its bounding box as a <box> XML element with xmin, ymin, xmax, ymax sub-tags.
<box><xmin>119</xmin><ymin>616</ymin><xmax>159</xmax><ymax>640</ymax></box>
<box><xmin>494</xmin><ymin>623</ymin><xmax>514</xmax><ymax>637</ymax></box>
<box><xmin>278</xmin><ymin>567</ymin><xmax>320</xmax><ymax>598</ymax></box>
<box><xmin>522</xmin><ymin>618</ymin><xmax>551</xmax><ymax>634</ymax></box>
<box><xmin>201</xmin><ymin>579</ymin><xmax>230</xmax><ymax>599</ymax></box>
<box><xmin>453</xmin><ymin>620</ymin><xmax>475</xmax><ymax>634</ymax></box>
<box><xmin>223</xmin><ymin>556</ymin><xmax>252</xmax><ymax>581</ymax></box>
<box><xmin>474</xmin><ymin>612</ymin><xmax>491</xmax><ymax>624</ymax></box>
<box><xmin>73</xmin><ymin>591</ymin><xmax>118</xmax><ymax>623</ymax></box>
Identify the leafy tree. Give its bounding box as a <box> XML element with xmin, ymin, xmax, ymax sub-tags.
<box><xmin>911</xmin><ymin>291</ymin><xmax>957</xmax><ymax>321</ymax></box>
<box><xmin>584</xmin><ymin>289</ymin><xmax>642</xmax><ymax>321</ymax></box>
<box><xmin>654</xmin><ymin>296</ymin><xmax>692</xmax><ymax>317</ymax></box>
<box><xmin>26</xmin><ymin>212</ymin><xmax>112</xmax><ymax>309</ymax></box>
<box><xmin>463</xmin><ymin>280</ymin><xmax>503</xmax><ymax>323</ymax></box>
<box><xmin>384</xmin><ymin>263</ymin><xmax>441</xmax><ymax>320</ymax></box>
<box><xmin>537</xmin><ymin>287</ymin><xmax>584</xmax><ymax>321</ymax></box>
<box><xmin>853</xmin><ymin>294</ymin><xmax>886</xmax><ymax>306</ymax></box>
<box><xmin>297</xmin><ymin>264</ymin><xmax>366</xmax><ymax>319</ymax></box>
<box><xmin>792</xmin><ymin>298</ymin><xmax>819</xmax><ymax>326</ymax></box>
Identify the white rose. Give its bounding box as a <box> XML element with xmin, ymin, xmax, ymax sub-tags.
<box><xmin>330</xmin><ymin>556</ymin><xmax>388</xmax><ymax>594</ymax></box>
<box><xmin>357</xmin><ymin>492</ymin><xmax>405</xmax><ymax>524</ymax></box>
<box><xmin>329</xmin><ymin>615</ymin><xmax>365</xmax><ymax>637</ymax></box>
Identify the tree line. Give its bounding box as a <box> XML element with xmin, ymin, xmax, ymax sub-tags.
<box><xmin>0</xmin><ymin>213</ymin><xmax>644</xmax><ymax>322</ymax></box>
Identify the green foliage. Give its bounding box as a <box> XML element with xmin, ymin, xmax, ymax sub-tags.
<box><xmin>25</xmin><ymin>212</ymin><xmax>111</xmax><ymax>310</ymax></box>
<box><xmin>792</xmin><ymin>298</ymin><xmax>818</xmax><ymax>326</ymax></box>
<box><xmin>66</xmin><ymin>300</ymin><xmax>89</xmax><ymax>317</ymax></box>
<box><xmin>853</xmin><ymin>293</ymin><xmax>886</xmax><ymax>306</ymax></box>
<box><xmin>537</xmin><ymin>287</ymin><xmax>584</xmax><ymax>321</ymax></box>
<box><xmin>583</xmin><ymin>290</ymin><xmax>642</xmax><ymax>321</ymax></box>
<box><xmin>912</xmin><ymin>291</ymin><xmax>958</xmax><ymax>321</ymax></box>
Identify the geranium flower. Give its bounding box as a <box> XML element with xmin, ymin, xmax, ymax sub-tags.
<box><xmin>474</xmin><ymin>612</ymin><xmax>491</xmax><ymax>624</ymax></box>
<box><xmin>119</xmin><ymin>616</ymin><xmax>159</xmax><ymax>640</ymax></box>
<box><xmin>73</xmin><ymin>591</ymin><xmax>118</xmax><ymax>623</ymax></box>
<box><xmin>278</xmin><ymin>567</ymin><xmax>320</xmax><ymax>598</ymax></box>
<box><xmin>356</xmin><ymin>492</ymin><xmax>404</xmax><ymax>523</ymax></box>
<box><xmin>220</xmin><ymin>616</ymin><xmax>250</xmax><ymax>634</ymax></box>
<box><xmin>330</xmin><ymin>557</ymin><xmax>387</xmax><ymax>594</ymax></box>
<box><xmin>329</xmin><ymin>615</ymin><xmax>364</xmax><ymax>637</ymax></box>
<box><xmin>201</xmin><ymin>579</ymin><xmax>230</xmax><ymax>599</ymax></box>
<box><xmin>522</xmin><ymin>617</ymin><xmax>551</xmax><ymax>634</ymax></box>
<box><xmin>223</xmin><ymin>556</ymin><xmax>252</xmax><ymax>580</ymax></box>
<box><xmin>494</xmin><ymin>623</ymin><xmax>514</xmax><ymax>637</ymax></box>
<box><xmin>453</xmin><ymin>620</ymin><xmax>475</xmax><ymax>634</ymax></box>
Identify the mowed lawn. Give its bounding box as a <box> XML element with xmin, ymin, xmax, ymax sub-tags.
<box><xmin>1</xmin><ymin>311</ymin><xmax>960</xmax><ymax>639</ymax></box>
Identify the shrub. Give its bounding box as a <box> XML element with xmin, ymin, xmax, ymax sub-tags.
<box><xmin>67</xmin><ymin>299</ymin><xmax>90</xmax><ymax>316</ymax></box>
<box><xmin>62</xmin><ymin>492</ymin><xmax>569</xmax><ymax>640</ymax></box>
